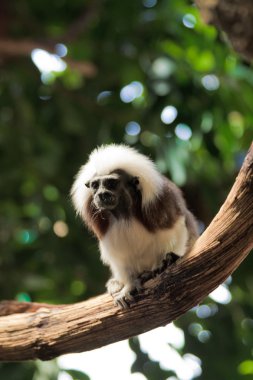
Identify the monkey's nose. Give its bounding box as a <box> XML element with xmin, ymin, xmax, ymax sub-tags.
<box><xmin>99</xmin><ymin>192</ymin><xmax>114</xmax><ymax>204</ymax></box>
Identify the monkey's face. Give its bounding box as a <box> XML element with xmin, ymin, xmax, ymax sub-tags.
<box><xmin>86</xmin><ymin>171</ymin><xmax>139</xmax><ymax>215</ymax></box>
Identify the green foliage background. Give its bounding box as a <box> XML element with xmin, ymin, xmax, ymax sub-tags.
<box><xmin>0</xmin><ymin>0</ymin><xmax>253</xmax><ymax>379</ymax></box>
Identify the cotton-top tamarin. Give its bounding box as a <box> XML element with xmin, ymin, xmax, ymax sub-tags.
<box><xmin>71</xmin><ymin>144</ymin><xmax>198</xmax><ymax>308</ymax></box>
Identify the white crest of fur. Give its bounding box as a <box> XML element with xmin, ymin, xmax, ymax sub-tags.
<box><xmin>71</xmin><ymin>144</ymin><xmax>164</xmax><ymax>215</ymax></box>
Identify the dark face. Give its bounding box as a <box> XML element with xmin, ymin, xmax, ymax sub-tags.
<box><xmin>86</xmin><ymin>170</ymin><xmax>139</xmax><ymax>217</ymax></box>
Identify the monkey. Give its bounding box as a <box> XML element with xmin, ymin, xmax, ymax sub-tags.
<box><xmin>71</xmin><ymin>144</ymin><xmax>199</xmax><ymax>308</ymax></box>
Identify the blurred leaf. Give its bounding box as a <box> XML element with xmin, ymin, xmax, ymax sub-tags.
<box><xmin>238</xmin><ymin>360</ymin><xmax>253</xmax><ymax>375</ymax></box>
<box><xmin>64</xmin><ymin>369</ymin><xmax>90</xmax><ymax>380</ymax></box>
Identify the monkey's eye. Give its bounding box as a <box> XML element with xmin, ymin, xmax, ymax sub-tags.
<box><xmin>104</xmin><ymin>178</ymin><xmax>119</xmax><ymax>190</ymax></box>
<box><xmin>90</xmin><ymin>180</ymin><xmax>99</xmax><ymax>190</ymax></box>
<box><xmin>129</xmin><ymin>176</ymin><xmax>139</xmax><ymax>188</ymax></box>
<box><xmin>133</xmin><ymin>177</ymin><xmax>139</xmax><ymax>186</ymax></box>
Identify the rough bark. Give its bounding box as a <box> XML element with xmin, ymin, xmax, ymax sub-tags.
<box><xmin>196</xmin><ymin>0</ymin><xmax>253</xmax><ymax>61</ymax></box>
<box><xmin>0</xmin><ymin>142</ymin><xmax>252</xmax><ymax>362</ymax></box>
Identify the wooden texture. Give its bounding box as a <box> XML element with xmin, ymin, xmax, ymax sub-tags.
<box><xmin>196</xmin><ymin>0</ymin><xmax>253</xmax><ymax>61</ymax></box>
<box><xmin>0</xmin><ymin>142</ymin><xmax>253</xmax><ymax>362</ymax></box>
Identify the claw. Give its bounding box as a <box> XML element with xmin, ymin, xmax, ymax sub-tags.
<box><xmin>138</xmin><ymin>270</ymin><xmax>155</xmax><ymax>284</ymax></box>
<box><xmin>165</xmin><ymin>252</ymin><xmax>179</xmax><ymax>265</ymax></box>
<box><xmin>113</xmin><ymin>293</ymin><xmax>133</xmax><ymax>309</ymax></box>
<box><xmin>111</xmin><ymin>281</ymin><xmax>139</xmax><ymax>309</ymax></box>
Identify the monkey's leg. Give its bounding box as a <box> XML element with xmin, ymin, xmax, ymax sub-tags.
<box><xmin>114</xmin><ymin>254</ymin><xmax>180</xmax><ymax>308</ymax></box>
<box><xmin>112</xmin><ymin>253</ymin><xmax>179</xmax><ymax>308</ymax></box>
<box><xmin>106</xmin><ymin>278</ymin><xmax>124</xmax><ymax>295</ymax></box>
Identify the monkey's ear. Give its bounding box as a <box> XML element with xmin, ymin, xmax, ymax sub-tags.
<box><xmin>85</xmin><ymin>181</ymin><xmax>90</xmax><ymax>188</ymax></box>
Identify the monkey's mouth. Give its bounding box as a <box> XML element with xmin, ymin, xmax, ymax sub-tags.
<box><xmin>94</xmin><ymin>193</ymin><xmax>118</xmax><ymax>211</ymax></box>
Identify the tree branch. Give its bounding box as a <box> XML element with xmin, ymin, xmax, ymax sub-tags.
<box><xmin>196</xmin><ymin>0</ymin><xmax>253</xmax><ymax>61</ymax></box>
<box><xmin>61</xmin><ymin>1</ymin><xmax>99</xmax><ymax>43</ymax></box>
<box><xmin>0</xmin><ymin>142</ymin><xmax>252</xmax><ymax>361</ymax></box>
<box><xmin>0</xmin><ymin>39</ymin><xmax>97</xmax><ymax>77</ymax></box>
<box><xmin>0</xmin><ymin>2</ymin><xmax>99</xmax><ymax>76</ymax></box>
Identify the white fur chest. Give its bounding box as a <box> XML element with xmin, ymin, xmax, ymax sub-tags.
<box><xmin>99</xmin><ymin>216</ymin><xmax>188</xmax><ymax>281</ymax></box>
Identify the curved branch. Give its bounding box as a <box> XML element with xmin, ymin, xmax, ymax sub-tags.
<box><xmin>0</xmin><ymin>143</ymin><xmax>253</xmax><ymax>362</ymax></box>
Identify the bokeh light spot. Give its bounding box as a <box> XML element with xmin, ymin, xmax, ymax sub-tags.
<box><xmin>53</xmin><ymin>221</ymin><xmax>69</xmax><ymax>238</ymax></box>
<box><xmin>198</xmin><ymin>330</ymin><xmax>212</xmax><ymax>343</ymax></box>
<box><xmin>31</xmin><ymin>49</ymin><xmax>67</xmax><ymax>73</ymax></box>
<box><xmin>209</xmin><ymin>284</ymin><xmax>232</xmax><ymax>304</ymax></box>
<box><xmin>71</xmin><ymin>280</ymin><xmax>86</xmax><ymax>296</ymax></box>
<box><xmin>175</xmin><ymin>123</ymin><xmax>192</xmax><ymax>141</ymax></box>
<box><xmin>196</xmin><ymin>304</ymin><xmax>212</xmax><ymax>319</ymax></box>
<box><xmin>152</xmin><ymin>57</ymin><xmax>175</xmax><ymax>78</ymax></box>
<box><xmin>43</xmin><ymin>185</ymin><xmax>59</xmax><ymax>201</ymax></box>
<box><xmin>183</xmin><ymin>14</ymin><xmax>197</xmax><ymax>29</ymax></box>
<box><xmin>120</xmin><ymin>81</ymin><xmax>143</xmax><ymax>103</ymax></box>
<box><xmin>143</xmin><ymin>0</ymin><xmax>157</xmax><ymax>8</ymax></box>
<box><xmin>201</xmin><ymin>74</ymin><xmax>220</xmax><ymax>91</ymax></box>
<box><xmin>55</xmin><ymin>43</ymin><xmax>68</xmax><ymax>57</ymax></box>
<box><xmin>38</xmin><ymin>217</ymin><xmax>52</xmax><ymax>232</ymax></box>
<box><xmin>125</xmin><ymin>121</ymin><xmax>141</xmax><ymax>136</ymax></box>
<box><xmin>16</xmin><ymin>292</ymin><xmax>31</xmax><ymax>302</ymax></box>
<box><xmin>161</xmin><ymin>105</ymin><xmax>178</xmax><ymax>124</ymax></box>
<box><xmin>97</xmin><ymin>91</ymin><xmax>112</xmax><ymax>104</ymax></box>
<box><xmin>15</xmin><ymin>229</ymin><xmax>38</xmax><ymax>244</ymax></box>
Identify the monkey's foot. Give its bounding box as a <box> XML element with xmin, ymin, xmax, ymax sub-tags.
<box><xmin>106</xmin><ymin>278</ymin><xmax>124</xmax><ymax>295</ymax></box>
<box><xmin>153</xmin><ymin>252</ymin><xmax>179</xmax><ymax>275</ymax></box>
<box><xmin>112</xmin><ymin>279</ymin><xmax>142</xmax><ymax>309</ymax></box>
<box><xmin>138</xmin><ymin>252</ymin><xmax>180</xmax><ymax>284</ymax></box>
<box><xmin>138</xmin><ymin>270</ymin><xmax>155</xmax><ymax>284</ymax></box>
<box><xmin>165</xmin><ymin>252</ymin><xmax>180</xmax><ymax>265</ymax></box>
